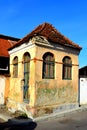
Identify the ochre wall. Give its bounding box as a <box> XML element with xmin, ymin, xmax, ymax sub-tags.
<box><xmin>34</xmin><ymin>46</ymin><xmax>79</xmax><ymax>110</ymax></box>
<box><xmin>4</xmin><ymin>76</ymin><xmax>10</xmax><ymax>103</ymax></box>
<box><xmin>8</xmin><ymin>45</ymin><xmax>36</xmax><ymax>106</ymax></box>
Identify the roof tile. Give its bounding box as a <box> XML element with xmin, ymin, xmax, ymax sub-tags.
<box><xmin>0</xmin><ymin>35</ymin><xmax>19</xmax><ymax>57</ymax></box>
<box><xmin>9</xmin><ymin>23</ymin><xmax>82</xmax><ymax>50</ymax></box>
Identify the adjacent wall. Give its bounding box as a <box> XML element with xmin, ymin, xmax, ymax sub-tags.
<box><xmin>0</xmin><ymin>76</ymin><xmax>5</xmax><ymax>104</ymax></box>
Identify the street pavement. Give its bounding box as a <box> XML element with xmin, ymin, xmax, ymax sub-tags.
<box><xmin>35</xmin><ymin>110</ymin><xmax>87</xmax><ymax>130</ymax></box>
<box><xmin>1</xmin><ymin>105</ymin><xmax>87</xmax><ymax>130</ymax></box>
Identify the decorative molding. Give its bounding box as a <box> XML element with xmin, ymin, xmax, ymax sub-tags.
<box><xmin>9</xmin><ymin>41</ymin><xmax>35</xmax><ymax>55</ymax></box>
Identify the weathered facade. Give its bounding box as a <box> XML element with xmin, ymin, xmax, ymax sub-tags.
<box><xmin>7</xmin><ymin>23</ymin><xmax>82</xmax><ymax>117</ymax></box>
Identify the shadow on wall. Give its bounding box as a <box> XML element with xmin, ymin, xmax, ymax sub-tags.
<box><xmin>0</xmin><ymin>117</ymin><xmax>37</xmax><ymax>130</ymax></box>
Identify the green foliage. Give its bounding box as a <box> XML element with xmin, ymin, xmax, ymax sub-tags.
<box><xmin>21</xmin><ymin>113</ymin><xmax>28</xmax><ymax>118</ymax></box>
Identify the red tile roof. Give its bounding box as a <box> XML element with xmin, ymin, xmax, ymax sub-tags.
<box><xmin>9</xmin><ymin>23</ymin><xmax>82</xmax><ymax>50</ymax></box>
<box><xmin>0</xmin><ymin>35</ymin><xmax>20</xmax><ymax>57</ymax></box>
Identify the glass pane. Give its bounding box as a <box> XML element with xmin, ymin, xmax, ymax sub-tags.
<box><xmin>63</xmin><ymin>56</ymin><xmax>72</xmax><ymax>79</ymax></box>
<box><xmin>43</xmin><ymin>53</ymin><xmax>54</xmax><ymax>78</ymax></box>
<box><xmin>13</xmin><ymin>57</ymin><xmax>18</xmax><ymax>78</ymax></box>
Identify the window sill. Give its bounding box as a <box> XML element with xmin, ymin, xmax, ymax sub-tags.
<box><xmin>62</xmin><ymin>78</ymin><xmax>72</xmax><ymax>80</ymax></box>
<box><xmin>42</xmin><ymin>77</ymin><xmax>55</xmax><ymax>79</ymax></box>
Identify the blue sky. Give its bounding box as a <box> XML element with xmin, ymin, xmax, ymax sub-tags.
<box><xmin>0</xmin><ymin>0</ymin><xmax>87</xmax><ymax>68</ymax></box>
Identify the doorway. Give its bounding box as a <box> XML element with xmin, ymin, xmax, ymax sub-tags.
<box><xmin>23</xmin><ymin>52</ymin><xmax>30</xmax><ymax>102</ymax></box>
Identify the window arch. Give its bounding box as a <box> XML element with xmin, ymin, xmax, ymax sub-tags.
<box><xmin>23</xmin><ymin>52</ymin><xmax>30</xmax><ymax>74</ymax></box>
<box><xmin>42</xmin><ymin>52</ymin><xmax>55</xmax><ymax>79</ymax></box>
<box><xmin>62</xmin><ymin>56</ymin><xmax>72</xmax><ymax>79</ymax></box>
<box><xmin>13</xmin><ymin>56</ymin><xmax>18</xmax><ymax>78</ymax></box>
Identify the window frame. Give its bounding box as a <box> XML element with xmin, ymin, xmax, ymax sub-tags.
<box><xmin>42</xmin><ymin>52</ymin><xmax>55</xmax><ymax>79</ymax></box>
<box><xmin>13</xmin><ymin>56</ymin><xmax>18</xmax><ymax>78</ymax></box>
<box><xmin>23</xmin><ymin>52</ymin><xmax>30</xmax><ymax>83</ymax></box>
<box><xmin>62</xmin><ymin>56</ymin><xmax>72</xmax><ymax>80</ymax></box>
<box><xmin>23</xmin><ymin>52</ymin><xmax>30</xmax><ymax>102</ymax></box>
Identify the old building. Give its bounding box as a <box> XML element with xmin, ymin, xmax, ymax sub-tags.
<box><xmin>7</xmin><ymin>23</ymin><xmax>82</xmax><ymax>117</ymax></box>
<box><xmin>0</xmin><ymin>34</ymin><xmax>20</xmax><ymax>104</ymax></box>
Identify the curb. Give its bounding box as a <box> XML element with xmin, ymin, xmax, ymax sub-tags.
<box><xmin>34</xmin><ymin>106</ymin><xmax>87</xmax><ymax>122</ymax></box>
<box><xmin>0</xmin><ymin>106</ymin><xmax>87</xmax><ymax>122</ymax></box>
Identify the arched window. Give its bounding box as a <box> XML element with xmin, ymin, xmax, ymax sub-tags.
<box><xmin>13</xmin><ymin>56</ymin><xmax>18</xmax><ymax>78</ymax></box>
<box><xmin>23</xmin><ymin>52</ymin><xmax>30</xmax><ymax>76</ymax></box>
<box><xmin>62</xmin><ymin>56</ymin><xmax>72</xmax><ymax>79</ymax></box>
<box><xmin>23</xmin><ymin>52</ymin><xmax>30</xmax><ymax>101</ymax></box>
<box><xmin>42</xmin><ymin>52</ymin><xmax>55</xmax><ymax>79</ymax></box>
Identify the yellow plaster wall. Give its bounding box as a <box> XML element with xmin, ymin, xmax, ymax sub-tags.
<box><xmin>8</xmin><ymin>46</ymin><xmax>36</xmax><ymax>106</ymax></box>
<box><xmin>35</xmin><ymin>46</ymin><xmax>79</xmax><ymax>108</ymax></box>
<box><xmin>4</xmin><ymin>76</ymin><xmax>10</xmax><ymax>103</ymax></box>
